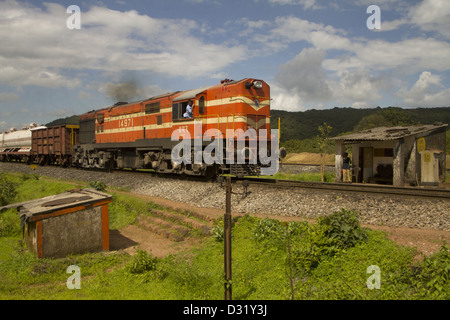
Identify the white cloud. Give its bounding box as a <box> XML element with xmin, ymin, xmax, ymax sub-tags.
<box><xmin>257</xmin><ymin>15</ymin><xmax>450</xmax><ymax>109</ymax></box>
<box><xmin>273</xmin><ymin>48</ymin><xmax>385</xmax><ymax>109</ymax></box>
<box><xmin>396</xmin><ymin>71</ymin><xmax>450</xmax><ymax>107</ymax></box>
<box><xmin>377</xmin><ymin>0</ymin><xmax>450</xmax><ymax>38</ymax></box>
<box><xmin>0</xmin><ymin>1</ymin><xmax>247</xmax><ymax>89</ymax></box>
<box><xmin>408</xmin><ymin>0</ymin><xmax>450</xmax><ymax>38</ymax></box>
<box><xmin>275</xmin><ymin>48</ymin><xmax>332</xmax><ymax>102</ymax></box>
<box><xmin>328</xmin><ymin>69</ymin><xmax>384</xmax><ymax>108</ymax></box>
<box><xmin>267</xmin><ymin>0</ymin><xmax>321</xmax><ymax>10</ymax></box>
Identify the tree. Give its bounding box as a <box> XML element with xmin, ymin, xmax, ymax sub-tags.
<box><xmin>353</xmin><ymin>107</ymin><xmax>417</xmax><ymax>132</ymax></box>
<box><xmin>318</xmin><ymin>122</ymin><xmax>333</xmax><ymax>182</ymax></box>
<box><xmin>353</xmin><ymin>113</ymin><xmax>389</xmax><ymax>132</ymax></box>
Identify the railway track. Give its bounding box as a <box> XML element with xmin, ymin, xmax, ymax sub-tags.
<box><xmin>2</xmin><ymin>161</ymin><xmax>449</xmax><ymax>200</ymax></box>
<box><xmin>236</xmin><ymin>177</ymin><xmax>450</xmax><ymax>200</ymax></box>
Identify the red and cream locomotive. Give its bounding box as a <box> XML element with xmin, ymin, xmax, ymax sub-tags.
<box><xmin>74</xmin><ymin>78</ymin><xmax>282</xmax><ymax>177</ymax></box>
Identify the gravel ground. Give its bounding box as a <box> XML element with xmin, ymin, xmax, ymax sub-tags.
<box><xmin>1</xmin><ymin>162</ymin><xmax>449</xmax><ymax>231</ymax></box>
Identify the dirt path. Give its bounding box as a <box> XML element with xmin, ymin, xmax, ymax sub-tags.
<box><xmin>109</xmin><ymin>191</ymin><xmax>450</xmax><ymax>259</ymax></box>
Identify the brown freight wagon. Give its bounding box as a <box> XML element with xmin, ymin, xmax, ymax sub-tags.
<box><xmin>31</xmin><ymin>125</ymin><xmax>79</xmax><ymax>166</ymax></box>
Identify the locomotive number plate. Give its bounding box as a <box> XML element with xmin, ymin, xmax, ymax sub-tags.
<box><xmin>119</xmin><ymin>118</ymin><xmax>134</xmax><ymax>128</ymax></box>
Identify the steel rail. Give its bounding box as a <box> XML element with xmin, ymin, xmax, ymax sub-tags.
<box><xmin>240</xmin><ymin>177</ymin><xmax>450</xmax><ymax>200</ymax></box>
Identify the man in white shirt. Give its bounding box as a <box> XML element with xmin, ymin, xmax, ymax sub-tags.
<box><xmin>183</xmin><ymin>100</ymin><xmax>194</xmax><ymax>118</ymax></box>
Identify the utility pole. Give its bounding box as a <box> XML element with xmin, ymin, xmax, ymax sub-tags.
<box><xmin>224</xmin><ymin>176</ymin><xmax>232</xmax><ymax>300</ymax></box>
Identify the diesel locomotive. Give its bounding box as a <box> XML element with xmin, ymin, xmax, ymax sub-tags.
<box><xmin>74</xmin><ymin>78</ymin><xmax>282</xmax><ymax>177</ymax></box>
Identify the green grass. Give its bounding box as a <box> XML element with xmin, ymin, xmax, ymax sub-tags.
<box><xmin>0</xmin><ymin>172</ymin><xmax>448</xmax><ymax>300</ymax></box>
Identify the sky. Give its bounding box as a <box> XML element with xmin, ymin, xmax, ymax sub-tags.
<box><xmin>0</xmin><ymin>0</ymin><xmax>449</xmax><ymax>132</ymax></box>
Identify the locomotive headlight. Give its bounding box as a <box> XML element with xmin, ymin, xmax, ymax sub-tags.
<box><xmin>253</xmin><ymin>81</ymin><xmax>263</xmax><ymax>89</ymax></box>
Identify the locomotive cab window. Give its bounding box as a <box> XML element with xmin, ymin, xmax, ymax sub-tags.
<box><xmin>97</xmin><ymin>113</ymin><xmax>104</xmax><ymax>124</ymax></box>
<box><xmin>172</xmin><ymin>101</ymin><xmax>191</xmax><ymax>121</ymax></box>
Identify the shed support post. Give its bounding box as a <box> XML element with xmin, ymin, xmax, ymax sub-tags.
<box><xmin>335</xmin><ymin>141</ymin><xmax>344</xmax><ymax>182</ymax></box>
<box><xmin>393</xmin><ymin>139</ymin><xmax>405</xmax><ymax>187</ymax></box>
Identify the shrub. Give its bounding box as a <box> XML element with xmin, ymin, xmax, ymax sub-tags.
<box><xmin>0</xmin><ymin>209</ymin><xmax>22</xmax><ymax>237</ymax></box>
<box><xmin>212</xmin><ymin>219</ymin><xmax>224</xmax><ymax>242</ymax></box>
<box><xmin>318</xmin><ymin>208</ymin><xmax>368</xmax><ymax>249</ymax></box>
<box><xmin>88</xmin><ymin>181</ymin><xmax>107</xmax><ymax>192</ymax></box>
<box><xmin>414</xmin><ymin>243</ymin><xmax>450</xmax><ymax>299</ymax></box>
<box><xmin>19</xmin><ymin>173</ymin><xmax>40</xmax><ymax>182</ymax></box>
<box><xmin>252</xmin><ymin>218</ymin><xmax>285</xmax><ymax>242</ymax></box>
<box><xmin>126</xmin><ymin>249</ymin><xmax>158</xmax><ymax>274</ymax></box>
<box><xmin>0</xmin><ymin>173</ymin><xmax>18</xmax><ymax>206</ymax></box>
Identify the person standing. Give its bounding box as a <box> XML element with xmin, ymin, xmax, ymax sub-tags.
<box><xmin>342</xmin><ymin>152</ymin><xmax>352</xmax><ymax>182</ymax></box>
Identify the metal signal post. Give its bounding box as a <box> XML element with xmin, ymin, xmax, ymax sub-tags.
<box><xmin>224</xmin><ymin>176</ymin><xmax>232</xmax><ymax>300</ymax></box>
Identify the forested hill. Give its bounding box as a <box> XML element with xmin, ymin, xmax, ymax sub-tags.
<box><xmin>45</xmin><ymin>115</ymin><xmax>80</xmax><ymax>128</ymax></box>
<box><xmin>270</xmin><ymin>107</ymin><xmax>450</xmax><ymax>142</ymax></box>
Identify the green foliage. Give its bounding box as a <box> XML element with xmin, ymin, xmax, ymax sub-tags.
<box><xmin>0</xmin><ymin>209</ymin><xmax>21</xmax><ymax>237</ymax></box>
<box><xmin>252</xmin><ymin>218</ymin><xmax>286</xmax><ymax>242</ymax></box>
<box><xmin>45</xmin><ymin>115</ymin><xmax>80</xmax><ymax>127</ymax></box>
<box><xmin>0</xmin><ymin>173</ymin><xmax>18</xmax><ymax>206</ymax></box>
<box><xmin>108</xmin><ymin>194</ymin><xmax>160</xmax><ymax>230</ymax></box>
<box><xmin>19</xmin><ymin>173</ymin><xmax>40</xmax><ymax>181</ymax></box>
<box><xmin>353</xmin><ymin>112</ymin><xmax>388</xmax><ymax>132</ymax></box>
<box><xmin>211</xmin><ymin>218</ymin><xmax>224</xmax><ymax>242</ymax></box>
<box><xmin>301</xmin><ymin>230</ymin><xmax>417</xmax><ymax>299</ymax></box>
<box><xmin>354</xmin><ymin>107</ymin><xmax>418</xmax><ymax>132</ymax></box>
<box><xmin>126</xmin><ymin>249</ymin><xmax>159</xmax><ymax>274</ymax></box>
<box><xmin>318</xmin><ymin>209</ymin><xmax>368</xmax><ymax>249</ymax></box>
<box><xmin>414</xmin><ymin>243</ymin><xmax>450</xmax><ymax>298</ymax></box>
<box><xmin>89</xmin><ymin>181</ymin><xmax>107</xmax><ymax>192</ymax></box>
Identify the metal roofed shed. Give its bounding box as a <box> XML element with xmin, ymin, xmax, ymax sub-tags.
<box><xmin>329</xmin><ymin>123</ymin><xmax>448</xmax><ymax>187</ymax></box>
<box><xmin>1</xmin><ymin>188</ymin><xmax>112</xmax><ymax>259</ymax></box>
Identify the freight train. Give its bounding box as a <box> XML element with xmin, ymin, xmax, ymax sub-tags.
<box><xmin>0</xmin><ymin>78</ymin><xmax>284</xmax><ymax>178</ymax></box>
<box><xmin>0</xmin><ymin>123</ymin><xmax>79</xmax><ymax>166</ymax></box>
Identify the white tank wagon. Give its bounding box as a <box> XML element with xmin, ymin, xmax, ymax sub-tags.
<box><xmin>0</xmin><ymin>123</ymin><xmax>46</xmax><ymax>162</ymax></box>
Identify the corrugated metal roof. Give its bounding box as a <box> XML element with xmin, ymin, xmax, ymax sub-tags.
<box><xmin>173</xmin><ymin>85</ymin><xmax>216</xmax><ymax>102</ymax></box>
<box><xmin>328</xmin><ymin>124</ymin><xmax>448</xmax><ymax>141</ymax></box>
<box><xmin>0</xmin><ymin>188</ymin><xmax>112</xmax><ymax>225</ymax></box>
